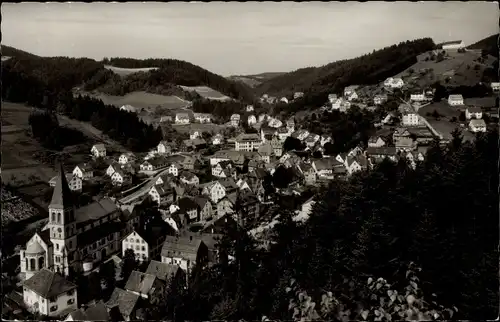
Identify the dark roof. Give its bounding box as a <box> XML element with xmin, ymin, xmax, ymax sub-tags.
<box><xmin>219</xmin><ymin>178</ymin><xmax>238</xmax><ymax>190</ymax></box>
<box><xmin>125</xmin><ymin>271</ymin><xmax>162</xmax><ymax>295</ymax></box>
<box><xmin>67</xmin><ymin>300</ymin><xmax>110</xmax><ymax>321</ymax></box>
<box><xmin>23</xmin><ymin>268</ymin><xmax>77</xmax><ymax>298</ymax></box>
<box><xmin>49</xmin><ymin>162</ymin><xmax>75</xmax><ymax>209</ymax></box>
<box><xmin>193</xmin><ymin>196</ymin><xmax>210</xmax><ymax>209</ymax></box>
<box><xmin>366</xmin><ymin>146</ymin><xmax>397</xmax><ymax>156</ymax></box>
<box><xmin>145</xmin><ymin>260</ymin><xmax>181</xmax><ymax>283</ymax></box>
<box><xmin>177</xmin><ymin>197</ymin><xmax>198</xmax><ymax>213</ymax></box>
<box><xmin>77</xmin><ymin>220</ymin><xmax>125</xmax><ymax>246</ymax></box>
<box><xmin>75</xmin><ymin>198</ymin><xmax>119</xmax><ymax>226</ymax></box>
<box><xmin>466</xmin><ymin>106</ymin><xmax>482</xmax><ymax>113</ymax></box>
<box><xmin>37</xmin><ymin>229</ymin><xmax>53</xmax><ymax>246</ymax></box>
<box><xmin>440</xmin><ymin>40</ymin><xmax>462</xmax><ymax>46</ymax></box>
<box><xmin>161</xmin><ymin>235</ymin><xmax>205</xmax><ymax>261</ymax></box>
<box><xmin>106</xmin><ymin>288</ymin><xmax>140</xmax><ymax>318</ymax></box>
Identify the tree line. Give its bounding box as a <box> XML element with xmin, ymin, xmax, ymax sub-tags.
<box><xmin>161</xmin><ymin>129</ymin><xmax>498</xmax><ymax>321</ymax></box>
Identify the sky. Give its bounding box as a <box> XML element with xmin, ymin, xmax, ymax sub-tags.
<box><xmin>2</xmin><ymin>2</ymin><xmax>498</xmax><ymax>76</ymax></box>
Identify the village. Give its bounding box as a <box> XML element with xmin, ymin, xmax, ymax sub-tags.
<box><xmin>2</xmin><ymin>40</ymin><xmax>499</xmax><ymax>321</ymax></box>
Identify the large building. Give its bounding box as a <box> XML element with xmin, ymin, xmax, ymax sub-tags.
<box><xmin>20</xmin><ymin>163</ymin><xmax>126</xmax><ymax>281</ymax></box>
<box><xmin>234</xmin><ymin>133</ymin><xmax>262</xmax><ymax>152</ymax></box>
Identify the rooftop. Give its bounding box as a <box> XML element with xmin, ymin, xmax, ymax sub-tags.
<box><xmin>23</xmin><ymin>268</ymin><xmax>77</xmax><ymax>298</ymax></box>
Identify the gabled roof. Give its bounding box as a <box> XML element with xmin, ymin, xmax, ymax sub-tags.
<box><xmin>125</xmin><ymin>271</ymin><xmax>161</xmax><ymax>295</ymax></box>
<box><xmin>49</xmin><ymin>162</ymin><xmax>75</xmax><ymax>209</ymax></box>
<box><xmin>145</xmin><ymin>260</ymin><xmax>181</xmax><ymax>283</ymax></box>
<box><xmin>466</xmin><ymin>106</ymin><xmax>482</xmax><ymax>113</ymax></box>
<box><xmin>75</xmin><ymin>163</ymin><xmax>92</xmax><ymax>172</ymax></box>
<box><xmin>92</xmin><ymin>144</ymin><xmax>106</xmax><ymax>151</ymax></box>
<box><xmin>75</xmin><ymin>198</ymin><xmax>118</xmax><ymax>225</ymax></box>
<box><xmin>106</xmin><ymin>288</ymin><xmax>140</xmax><ymax>318</ymax></box>
<box><xmin>366</xmin><ymin>146</ymin><xmax>397</xmax><ymax>156</ymax></box>
<box><xmin>219</xmin><ymin>178</ymin><xmax>238</xmax><ymax>190</ymax></box>
<box><xmin>469</xmin><ymin>119</ymin><xmax>486</xmax><ymax>127</ymax></box>
<box><xmin>23</xmin><ymin>268</ymin><xmax>77</xmax><ymax>298</ymax></box>
<box><xmin>67</xmin><ymin>300</ymin><xmax>110</xmax><ymax>321</ymax></box>
<box><xmin>161</xmin><ymin>235</ymin><xmax>204</xmax><ymax>261</ymax></box>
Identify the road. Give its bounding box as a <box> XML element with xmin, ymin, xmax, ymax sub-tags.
<box><xmin>118</xmin><ymin>167</ymin><xmax>171</xmax><ymax>204</ymax></box>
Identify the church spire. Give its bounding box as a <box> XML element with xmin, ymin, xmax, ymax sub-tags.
<box><xmin>49</xmin><ymin>161</ymin><xmax>74</xmax><ymax>209</ymax></box>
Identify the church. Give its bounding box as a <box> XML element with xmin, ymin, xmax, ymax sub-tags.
<box><xmin>20</xmin><ymin>163</ymin><xmax>129</xmax><ymax>280</ymax></box>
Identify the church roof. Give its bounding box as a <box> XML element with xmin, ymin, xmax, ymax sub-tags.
<box><xmin>26</xmin><ymin>240</ymin><xmax>44</xmax><ymax>255</ymax></box>
<box><xmin>23</xmin><ymin>268</ymin><xmax>77</xmax><ymax>298</ymax></box>
<box><xmin>49</xmin><ymin>162</ymin><xmax>75</xmax><ymax>209</ymax></box>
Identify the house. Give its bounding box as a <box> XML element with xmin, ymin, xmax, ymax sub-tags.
<box><xmin>246</xmin><ymin>105</ymin><xmax>254</xmax><ymax>112</ymax></box>
<box><xmin>276</xmin><ymin>127</ymin><xmax>290</xmax><ymax>141</ymax></box>
<box><xmin>145</xmin><ymin>260</ymin><xmax>186</xmax><ymax>286</ymax></box>
<box><xmin>212</xmin><ymin>133</ymin><xmax>224</xmax><ymax>145</ymax></box>
<box><xmin>236</xmin><ymin>192</ymin><xmax>261</xmax><ymax>226</ymax></box>
<box><xmin>441</xmin><ymin>40</ymin><xmax>465</xmax><ymax>50</ymax></box>
<box><xmin>124</xmin><ymin>271</ymin><xmax>165</xmax><ymax>303</ymax></box>
<box><xmin>193</xmin><ymin>197</ymin><xmax>213</xmax><ymax>221</ymax></box>
<box><xmin>105</xmin><ymin>287</ymin><xmax>140</xmax><ymax>321</ymax></box>
<box><xmin>368</xmin><ymin>136</ymin><xmax>386</xmax><ymax>148</ymax></box>
<box><xmin>292</xmin><ymin>129</ymin><xmax>310</xmax><ymax>142</ymax></box>
<box><xmin>23</xmin><ymin>268</ymin><xmax>78</xmax><ymax>317</ymax></box>
<box><xmin>280</xmin><ymin>97</ymin><xmax>289</xmax><ymax>104</ymax></box>
<box><xmin>343</xmin><ymin>85</ymin><xmax>359</xmax><ymax>101</ymax></box>
<box><xmin>374</xmin><ymin>94</ymin><xmax>388</xmax><ymax>105</ymax></box>
<box><xmin>320</xmin><ymin>135</ymin><xmax>333</xmax><ymax>147</ymax></box>
<box><xmin>402</xmin><ymin>111</ymin><xmax>423</xmax><ymax>127</ymax></box>
<box><xmin>465</xmin><ymin>106</ymin><xmax>482</xmax><ymax>119</ymax></box>
<box><xmin>182</xmin><ymin>138</ymin><xmax>207</xmax><ymax>152</ymax></box>
<box><xmin>328</xmin><ymin>94</ymin><xmax>338</xmax><ymax>103</ymax></box>
<box><xmin>346</xmin><ymin>155</ymin><xmax>369</xmax><ymax>175</ymax></box>
<box><xmin>294</xmin><ymin>92</ymin><xmax>304</xmax><ymax>100</ymax></box>
<box><xmin>365</xmin><ymin>146</ymin><xmax>398</xmax><ymax>163</ymax></box>
<box><xmin>161</xmin><ymin>235</ymin><xmax>209</xmax><ymax>274</ymax></box>
<box><xmin>149</xmin><ymin>183</ymin><xmax>175</xmax><ymax>206</ymax></box>
<box><xmin>347</xmin><ymin>146</ymin><xmax>364</xmax><ymax>157</ymax></box>
<box><xmin>91</xmin><ymin>144</ymin><xmax>106</xmax><ymax>158</ymax></box>
<box><xmin>312</xmin><ymin>158</ymin><xmax>344</xmax><ymax>180</ymax></box>
<box><xmin>286</xmin><ymin>118</ymin><xmax>295</xmax><ymax>132</ymax></box>
<box><xmin>410</xmin><ymin>91</ymin><xmax>425</xmax><ymax>102</ymax></box>
<box><xmin>236</xmin><ymin>178</ymin><xmax>252</xmax><ymax>192</ymax></box>
<box><xmin>393</xmin><ymin>128</ymin><xmax>414</xmax><ymax>151</ymax></box>
<box><xmin>106</xmin><ymin>162</ymin><xmax>120</xmax><ymax>177</ymax></box>
<box><xmin>212</xmin><ymin>160</ymin><xmax>234</xmax><ymax>178</ymax></box>
<box><xmin>304</xmin><ymin>134</ymin><xmax>320</xmax><ymax>148</ymax></box>
<box><xmin>72</xmin><ymin>163</ymin><xmax>93</xmax><ymax>180</ymax></box>
<box><xmin>404</xmin><ymin>151</ymin><xmax>425</xmax><ymax>168</ymax></box>
<box><xmin>270</xmin><ymin>137</ymin><xmax>283</xmax><ymax>157</ymax></box>
<box><xmin>448</xmin><ymin>94</ymin><xmax>464</xmax><ymax>106</ymax></box>
<box><xmin>120</xmin><ymin>104</ymin><xmax>137</xmax><ymax>113</ymax></box>
<box><xmin>202</xmin><ymin>181</ymin><xmax>227</xmax><ymax>203</ymax></box>
<box><xmin>268</xmin><ymin>118</ymin><xmax>283</xmax><ymax>128</ymax></box>
<box><xmin>388</xmin><ymin>77</ymin><xmax>404</xmax><ymax>88</ymax></box>
<box><xmin>175</xmin><ymin>113</ymin><xmax>190</xmax><ymax>124</ymax></box>
<box><xmin>111</xmin><ymin>169</ymin><xmax>130</xmax><ymax>186</ymax></box>
<box><xmin>168</xmin><ymin>163</ymin><xmax>180</xmax><ymax>177</ymax></box>
<box><xmin>331</xmin><ymin>98</ymin><xmax>343</xmax><ymax>110</ymax></box>
<box><xmin>258</xmin><ymin>114</ymin><xmax>269</xmax><ymax>123</ymax></box>
<box><xmin>180</xmin><ymin>171</ymin><xmax>199</xmax><ymax>186</ymax></box>
<box><xmin>122</xmin><ymin>219</ymin><xmax>172</xmax><ymax>262</ymax></box>
<box><xmin>469</xmin><ymin>119</ymin><xmax>487</xmax><ymax>133</ymax></box>
<box><xmin>258</xmin><ymin>142</ymin><xmax>274</xmax><ymax>163</ymax></box>
<box><xmin>383</xmin><ymin>77</ymin><xmax>394</xmax><ymax>87</ymax></box>
<box><xmin>194</xmin><ymin>113</ymin><xmax>212</xmax><ymax>124</ymax></box>
<box><xmin>247</xmin><ymin>115</ymin><xmax>257</xmax><ymax>126</ymax></box>
<box><xmin>235</xmin><ymin>133</ymin><xmax>261</xmax><ymax>152</ymax></box>
<box><xmin>49</xmin><ymin>174</ymin><xmax>82</xmax><ymax>192</ymax></box>
<box><xmin>298</xmin><ymin>162</ymin><xmax>317</xmax><ymax>185</ymax></box>
<box><xmin>140</xmin><ymin>156</ymin><xmax>167</xmax><ymax>171</ymax></box>
<box><xmin>119</xmin><ymin>152</ymin><xmax>136</xmax><ymax>165</ymax></box>
<box><xmin>189</xmin><ymin>130</ymin><xmax>201</xmax><ymax>140</ymax></box>
<box><xmin>157</xmin><ymin>141</ymin><xmax>172</xmax><ymax>155</ymax></box>
<box><xmin>491</xmin><ymin>82</ymin><xmax>500</xmax><ymax>92</ymax></box>
<box><xmin>65</xmin><ymin>300</ymin><xmax>112</xmax><ymax>321</ymax></box>
<box><xmin>230</xmin><ymin>114</ymin><xmax>241</xmax><ymax>127</ymax></box>
<box><xmin>170</xmin><ymin>197</ymin><xmax>200</xmax><ymax>224</ymax></box>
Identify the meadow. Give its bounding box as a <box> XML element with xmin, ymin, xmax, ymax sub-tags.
<box><xmin>104</xmin><ymin>64</ymin><xmax>159</xmax><ymax>77</ymax></box>
<box><xmin>180</xmin><ymin>85</ymin><xmax>232</xmax><ymax>101</ymax></box>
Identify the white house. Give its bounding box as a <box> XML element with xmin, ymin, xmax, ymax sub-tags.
<box><xmin>343</xmin><ymin>85</ymin><xmax>359</xmax><ymax>101</ymax></box>
<box><xmin>448</xmin><ymin>94</ymin><xmax>464</xmax><ymax>106</ymax></box>
<box><xmin>72</xmin><ymin>164</ymin><xmax>93</xmax><ymax>180</ymax></box>
<box><xmin>157</xmin><ymin>141</ymin><xmax>172</xmax><ymax>155</ymax></box>
<box><xmin>469</xmin><ymin>119</ymin><xmax>487</xmax><ymax>133</ymax></box>
<box><xmin>106</xmin><ymin>163</ymin><xmax>120</xmax><ymax>176</ymax></box>
<box><xmin>491</xmin><ymin>82</ymin><xmax>500</xmax><ymax>92</ymax></box>
<box><xmin>119</xmin><ymin>152</ymin><xmax>135</xmax><ymax>165</ymax></box>
<box><xmin>91</xmin><ymin>144</ymin><xmax>106</xmax><ymax>158</ymax></box>
<box><xmin>465</xmin><ymin>106</ymin><xmax>483</xmax><ymax>120</ymax></box>
<box><xmin>410</xmin><ymin>91</ymin><xmax>425</xmax><ymax>102</ymax></box>
<box><xmin>49</xmin><ymin>174</ymin><xmax>82</xmax><ymax>192</ymax></box>
<box><xmin>122</xmin><ymin>231</ymin><xmax>153</xmax><ymax>262</ymax></box>
<box><xmin>286</xmin><ymin>118</ymin><xmax>295</xmax><ymax>132</ymax></box>
<box><xmin>402</xmin><ymin>111</ymin><xmax>423</xmax><ymax>127</ymax></box>
<box><xmin>175</xmin><ymin>113</ymin><xmax>190</xmax><ymax>124</ymax></box>
<box><xmin>120</xmin><ymin>104</ymin><xmax>137</xmax><ymax>113</ymax></box>
<box><xmin>111</xmin><ymin>170</ymin><xmax>128</xmax><ymax>185</ymax></box>
<box><xmin>246</xmin><ymin>105</ymin><xmax>254</xmax><ymax>112</ymax></box>
<box><xmin>212</xmin><ymin>133</ymin><xmax>224</xmax><ymax>145</ymax></box>
<box><xmin>258</xmin><ymin>114</ymin><xmax>269</xmax><ymax>123</ymax></box>
<box><xmin>385</xmin><ymin>77</ymin><xmax>404</xmax><ymax>88</ymax></box>
<box><xmin>194</xmin><ymin>113</ymin><xmax>212</xmax><ymax>124</ymax></box>
<box><xmin>230</xmin><ymin>114</ymin><xmax>240</xmax><ymax>127</ymax></box>
<box><xmin>374</xmin><ymin>94</ymin><xmax>388</xmax><ymax>105</ymax></box>
<box><xmin>168</xmin><ymin>163</ymin><xmax>180</xmax><ymax>177</ymax></box>
<box><xmin>189</xmin><ymin>130</ymin><xmax>201</xmax><ymax>140</ymax></box>
<box><xmin>268</xmin><ymin>118</ymin><xmax>283</xmax><ymax>128</ymax></box>
<box><xmin>23</xmin><ymin>269</ymin><xmax>78</xmax><ymax>317</ymax></box>
<box><xmin>248</xmin><ymin>115</ymin><xmax>257</xmax><ymax>126</ymax></box>
<box><xmin>280</xmin><ymin>97</ymin><xmax>289</xmax><ymax>104</ymax></box>
<box><xmin>293</xmin><ymin>92</ymin><xmax>304</xmax><ymax>100</ymax></box>
<box><xmin>202</xmin><ymin>181</ymin><xmax>227</xmax><ymax>203</ymax></box>
<box><xmin>368</xmin><ymin>136</ymin><xmax>386</xmax><ymax>148</ymax></box>
<box><xmin>441</xmin><ymin>40</ymin><xmax>465</xmax><ymax>50</ymax></box>
<box><xmin>234</xmin><ymin>133</ymin><xmax>261</xmax><ymax>152</ymax></box>
<box><xmin>328</xmin><ymin>94</ymin><xmax>338</xmax><ymax>103</ymax></box>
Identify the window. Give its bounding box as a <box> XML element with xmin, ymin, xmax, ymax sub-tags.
<box><xmin>136</xmin><ymin>239</ymin><xmax>139</xmax><ymax>243</ymax></box>
<box><xmin>69</xmin><ymin>241</ymin><xmax>73</xmax><ymax>249</ymax></box>
<box><xmin>135</xmin><ymin>245</ymin><xmax>140</xmax><ymax>251</ymax></box>
<box><xmin>50</xmin><ymin>305</ymin><xmax>58</xmax><ymax>312</ymax></box>
<box><xmin>57</xmin><ymin>213</ymin><xmax>61</xmax><ymax>223</ymax></box>
<box><xmin>56</xmin><ymin>244</ymin><xmax>59</xmax><ymax>250</ymax></box>
<box><xmin>56</xmin><ymin>256</ymin><xmax>60</xmax><ymax>263</ymax></box>
<box><xmin>51</xmin><ymin>213</ymin><xmax>55</xmax><ymax>222</ymax></box>
<box><xmin>141</xmin><ymin>246</ymin><xmax>145</xmax><ymax>251</ymax></box>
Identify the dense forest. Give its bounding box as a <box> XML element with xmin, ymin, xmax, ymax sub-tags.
<box><xmin>467</xmin><ymin>33</ymin><xmax>499</xmax><ymax>58</ymax></box>
<box><xmin>153</xmin><ymin>128</ymin><xmax>497</xmax><ymax>321</ymax></box>
<box><xmin>191</xmin><ymin>99</ymin><xmax>248</xmax><ymax>123</ymax></box>
<box><xmin>92</xmin><ymin>57</ymin><xmax>255</xmax><ymax>102</ymax></box>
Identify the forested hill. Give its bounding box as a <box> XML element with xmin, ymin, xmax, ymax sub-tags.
<box><xmin>467</xmin><ymin>34</ymin><xmax>499</xmax><ymax>58</ymax></box>
<box><xmin>254</xmin><ymin>38</ymin><xmax>436</xmax><ymax>101</ymax></box>
<box><xmin>85</xmin><ymin>57</ymin><xmax>255</xmax><ymax>102</ymax></box>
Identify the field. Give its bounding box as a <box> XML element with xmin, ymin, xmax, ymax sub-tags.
<box><xmin>172</xmin><ymin>123</ymin><xmax>227</xmax><ymax>135</ymax></box>
<box><xmin>394</xmin><ymin>50</ymin><xmax>495</xmax><ymax>89</ymax></box>
<box><xmin>425</xmin><ymin>119</ymin><xmax>474</xmax><ymax>142</ymax></box>
<box><xmin>104</xmin><ymin>65</ymin><xmax>159</xmax><ymax>77</ymax></box>
<box><xmin>79</xmin><ymin>90</ymin><xmax>190</xmax><ymax>111</ymax></box>
<box><xmin>417</xmin><ymin>101</ymin><xmax>461</xmax><ymax>119</ymax></box>
<box><xmin>179</xmin><ymin>85</ymin><xmax>232</xmax><ymax>101</ymax></box>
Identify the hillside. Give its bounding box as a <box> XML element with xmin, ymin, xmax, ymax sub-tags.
<box><xmin>86</xmin><ymin>57</ymin><xmax>256</xmax><ymax>103</ymax></box>
<box><xmin>228</xmin><ymin>72</ymin><xmax>286</xmax><ymax>88</ymax></box>
<box><xmin>468</xmin><ymin>34</ymin><xmax>499</xmax><ymax>58</ymax></box>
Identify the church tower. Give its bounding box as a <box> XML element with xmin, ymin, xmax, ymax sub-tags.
<box><xmin>47</xmin><ymin>162</ymin><xmax>78</xmax><ymax>277</ymax></box>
